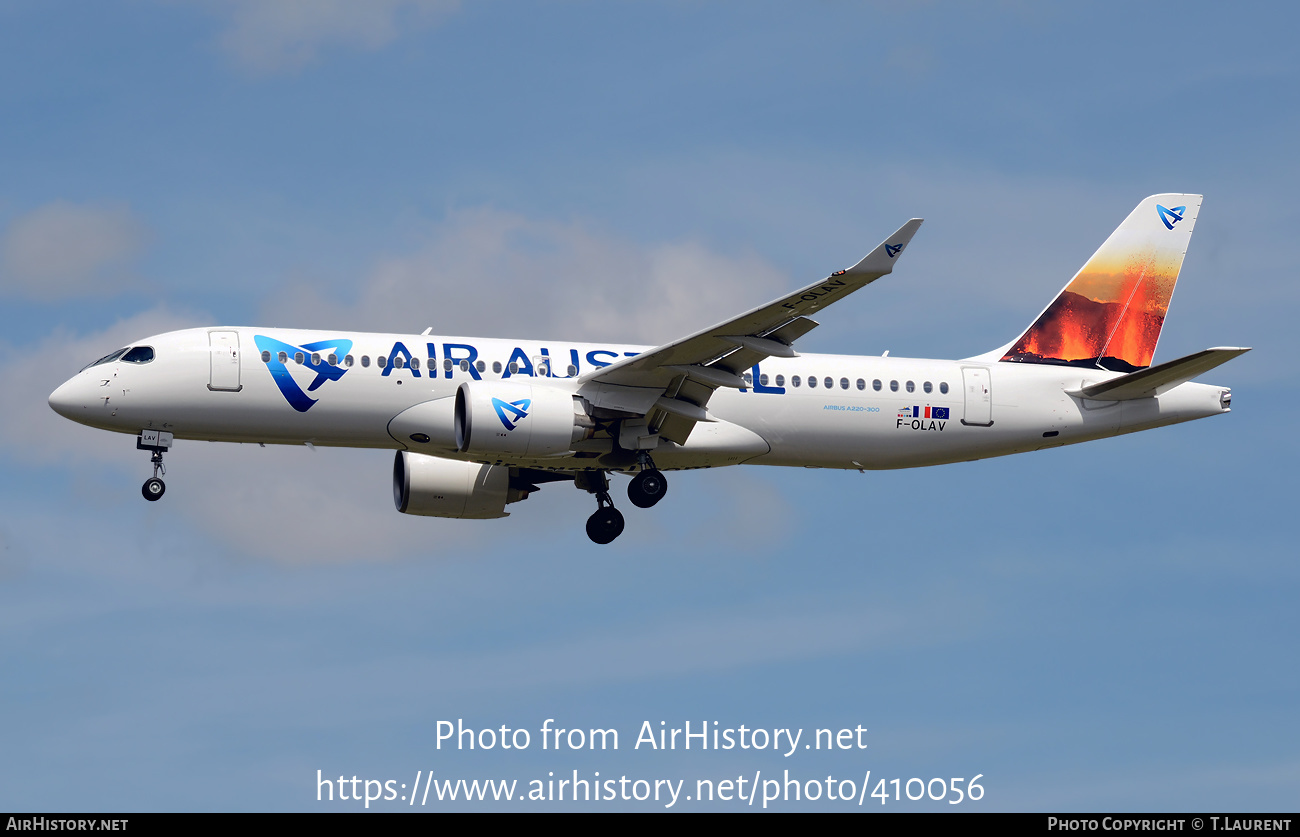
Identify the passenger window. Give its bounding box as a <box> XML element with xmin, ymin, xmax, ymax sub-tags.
<box><xmin>567</xmin><ymin>365</ymin><xmax>578</xmax><ymax>377</ymax></box>
<box><xmin>492</xmin><ymin>361</ymin><xmax>502</xmax><ymax>374</ymax></box>
<box><xmin>890</xmin><ymin>380</ymin><xmax>898</xmax><ymax>392</ymax></box>
<box><xmin>792</xmin><ymin>375</ymin><xmax>801</xmax><ymax>387</ymax></box>
<box><xmin>443</xmin><ymin>359</ymin><xmax>453</xmax><ymax>371</ymax></box>
<box><xmin>856</xmin><ymin>378</ymin><xmax>865</xmax><ymax>390</ymax></box>
<box><xmin>410</xmin><ymin>357</ymin><xmax>420</xmax><ymax>370</ymax></box>
<box><xmin>294</xmin><ymin>352</ymin><xmax>304</xmax><ymax>365</ymax></box>
<box><xmin>509</xmin><ymin>363</ymin><xmax>519</xmax><ymax>374</ymax></box>
<box><xmin>460</xmin><ymin>360</ymin><xmax>469</xmax><ymax>371</ymax></box>
<box><xmin>775</xmin><ymin>374</ymin><xmax>785</xmax><ymax>387</ymax></box>
<box><xmin>840</xmin><ymin>377</ymin><xmax>849</xmax><ymax>390</ymax></box>
<box><xmin>923</xmin><ymin>381</ymin><xmax>932</xmax><ymax>393</ymax></box>
<box><xmin>906</xmin><ymin>380</ymin><xmax>915</xmax><ymax>393</ymax></box>
<box><xmin>310</xmin><ymin>352</ymin><xmax>321</xmax><ymax>366</ymax></box>
<box><xmin>361</xmin><ymin>356</ymin><xmax>370</xmax><ymax>368</ymax></box>
<box><xmin>808</xmin><ymin>376</ymin><xmax>817</xmax><ymax>388</ymax></box>
<box><xmin>344</xmin><ymin>355</ymin><xmax>354</xmax><ymax>367</ymax></box>
<box><xmin>378</xmin><ymin>356</ymin><xmax>387</xmax><ymax>369</ymax></box>
<box><xmin>940</xmin><ymin>382</ymin><xmax>949</xmax><ymax>394</ymax></box>
<box><xmin>393</xmin><ymin>356</ymin><xmax>405</xmax><ymax>369</ymax></box>
<box><xmin>261</xmin><ymin>351</ymin><xmax>271</xmax><ymax>363</ymax></box>
<box><xmin>873</xmin><ymin>379</ymin><xmax>882</xmax><ymax>391</ymax></box>
<box><xmin>328</xmin><ymin>353</ymin><xmax>338</xmax><ymax>366</ymax></box>
<box><xmin>743</xmin><ymin>372</ymin><xmax>753</xmax><ymax>386</ymax></box>
<box><xmin>477</xmin><ymin>361</ymin><xmax>487</xmax><ymax>373</ymax></box>
<box><xmin>760</xmin><ymin>374</ymin><xmax>769</xmax><ymax>386</ymax></box>
<box><xmin>278</xmin><ymin>352</ymin><xmax>288</xmax><ymax>364</ymax></box>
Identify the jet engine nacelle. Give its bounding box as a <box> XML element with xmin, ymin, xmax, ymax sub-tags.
<box><xmin>454</xmin><ymin>381</ymin><xmax>593</xmax><ymax>458</ymax></box>
<box><xmin>393</xmin><ymin>451</ymin><xmax>519</xmax><ymax>519</ymax></box>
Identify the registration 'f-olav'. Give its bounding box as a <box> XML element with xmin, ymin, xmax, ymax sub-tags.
<box><xmin>50</xmin><ymin>195</ymin><xmax>1247</xmax><ymax>543</ymax></box>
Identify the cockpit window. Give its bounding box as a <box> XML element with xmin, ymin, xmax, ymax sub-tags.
<box><xmin>81</xmin><ymin>348</ymin><xmax>128</xmax><ymax>372</ymax></box>
<box><xmin>121</xmin><ymin>346</ymin><xmax>154</xmax><ymax>364</ymax></box>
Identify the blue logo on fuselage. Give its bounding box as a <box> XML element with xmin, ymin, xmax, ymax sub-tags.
<box><xmin>254</xmin><ymin>335</ymin><xmax>353</xmax><ymax>412</ymax></box>
<box><xmin>1156</xmin><ymin>204</ymin><xmax>1186</xmax><ymax>230</ymax></box>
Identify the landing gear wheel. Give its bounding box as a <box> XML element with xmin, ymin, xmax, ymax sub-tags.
<box><xmin>142</xmin><ymin>477</ymin><xmax>166</xmax><ymax>501</ymax></box>
<box><xmin>585</xmin><ymin>506</ymin><xmax>625</xmax><ymax>544</ymax></box>
<box><xmin>627</xmin><ymin>468</ymin><xmax>668</xmax><ymax>508</ymax></box>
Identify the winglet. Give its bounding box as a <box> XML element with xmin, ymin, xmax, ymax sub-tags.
<box><xmin>844</xmin><ymin>218</ymin><xmax>924</xmax><ymax>276</ymax></box>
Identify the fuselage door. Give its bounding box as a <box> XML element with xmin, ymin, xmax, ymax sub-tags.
<box><xmin>960</xmin><ymin>366</ymin><xmax>992</xmax><ymax>426</ymax></box>
<box><xmin>208</xmin><ymin>330</ymin><xmax>242</xmax><ymax>392</ymax></box>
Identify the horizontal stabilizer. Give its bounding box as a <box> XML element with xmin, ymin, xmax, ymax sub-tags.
<box><xmin>1069</xmin><ymin>347</ymin><xmax>1250</xmax><ymax>401</ymax></box>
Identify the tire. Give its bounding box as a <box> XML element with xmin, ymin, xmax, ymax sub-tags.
<box><xmin>142</xmin><ymin>478</ymin><xmax>166</xmax><ymax>501</ymax></box>
<box><xmin>585</xmin><ymin>507</ymin><xmax>625</xmax><ymax>544</ymax></box>
<box><xmin>627</xmin><ymin>469</ymin><xmax>667</xmax><ymax>509</ymax></box>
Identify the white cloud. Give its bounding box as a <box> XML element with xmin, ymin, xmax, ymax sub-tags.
<box><xmin>1</xmin><ymin>203</ymin><xmax>147</xmax><ymax>300</ymax></box>
<box><xmin>210</xmin><ymin>0</ymin><xmax>459</xmax><ymax>73</ymax></box>
<box><xmin>261</xmin><ymin>207</ymin><xmax>790</xmax><ymax>345</ymax></box>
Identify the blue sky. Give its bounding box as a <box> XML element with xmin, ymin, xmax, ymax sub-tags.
<box><xmin>1</xmin><ymin>1</ymin><xmax>1296</xmax><ymax>811</ymax></box>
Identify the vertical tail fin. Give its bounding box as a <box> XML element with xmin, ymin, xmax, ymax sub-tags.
<box><xmin>996</xmin><ymin>194</ymin><xmax>1202</xmax><ymax>372</ymax></box>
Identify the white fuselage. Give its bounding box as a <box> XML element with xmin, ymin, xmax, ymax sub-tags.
<box><xmin>48</xmin><ymin>327</ymin><xmax>1232</xmax><ymax>473</ymax></box>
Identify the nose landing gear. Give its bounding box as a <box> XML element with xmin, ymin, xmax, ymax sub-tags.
<box><xmin>136</xmin><ymin>430</ymin><xmax>173</xmax><ymax>502</ymax></box>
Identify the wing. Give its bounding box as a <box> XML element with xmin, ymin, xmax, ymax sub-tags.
<box><xmin>576</xmin><ymin>219</ymin><xmax>924</xmax><ymax>443</ymax></box>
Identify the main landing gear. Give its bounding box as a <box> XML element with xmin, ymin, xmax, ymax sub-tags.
<box><xmin>136</xmin><ymin>429</ymin><xmax>173</xmax><ymax>502</ymax></box>
<box><xmin>578</xmin><ymin>471</ymin><xmax>625</xmax><ymax>545</ymax></box>
<box><xmin>586</xmin><ymin>494</ymin><xmax>625</xmax><ymax>545</ymax></box>
<box><xmin>577</xmin><ymin>457</ymin><xmax>670</xmax><ymax>544</ymax></box>
<box><xmin>627</xmin><ymin>452</ymin><xmax>667</xmax><ymax>509</ymax></box>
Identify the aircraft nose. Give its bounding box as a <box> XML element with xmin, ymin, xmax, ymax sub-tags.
<box><xmin>48</xmin><ymin>377</ymin><xmax>84</xmax><ymax>419</ymax></box>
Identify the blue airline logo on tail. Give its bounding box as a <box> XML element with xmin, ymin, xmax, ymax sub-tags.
<box><xmin>1156</xmin><ymin>204</ymin><xmax>1186</xmax><ymax>230</ymax></box>
<box><xmin>254</xmin><ymin>335</ymin><xmax>353</xmax><ymax>413</ymax></box>
<box><xmin>492</xmin><ymin>397</ymin><xmax>531</xmax><ymax>430</ymax></box>
<box><xmin>885</xmin><ymin>242</ymin><xmax>904</xmax><ymax>258</ymax></box>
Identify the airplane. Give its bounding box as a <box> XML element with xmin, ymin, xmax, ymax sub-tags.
<box><xmin>48</xmin><ymin>194</ymin><xmax>1248</xmax><ymax>544</ymax></box>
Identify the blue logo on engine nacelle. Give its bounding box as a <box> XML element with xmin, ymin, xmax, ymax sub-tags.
<box><xmin>254</xmin><ymin>335</ymin><xmax>353</xmax><ymax>412</ymax></box>
<box><xmin>492</xmin><ymin>397</ymin><xmax>531</xmax><ymax>430</ymax></box>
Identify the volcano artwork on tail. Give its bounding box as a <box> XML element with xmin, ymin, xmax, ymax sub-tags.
<box><xmin>1000</xmin><ymin>194</ymin><xmax>1200</xmax><ymax>373</ymax></box>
